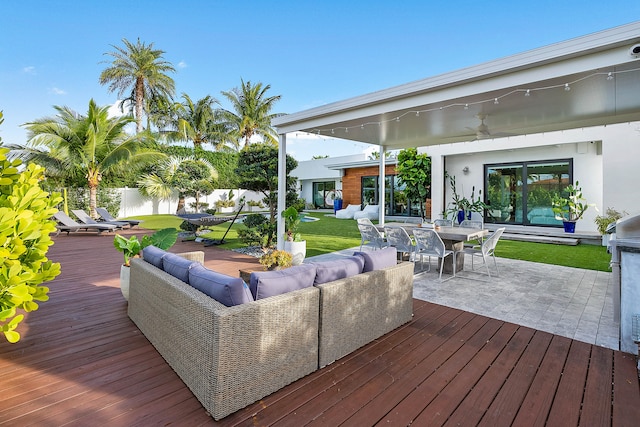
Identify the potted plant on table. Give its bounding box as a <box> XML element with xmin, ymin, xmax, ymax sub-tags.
<box><xmin>113</xmin><ymin>228</ymin><xmax>179</xmax><ymax>300</ymax></box>
<box><xmin>552</xmin><ymin>181</ymin><xmax>592</xmax><ymax>233</ymax></box>
<box><xmin>282</xmin><ymin>206</ymin><xmax>306</xmax><ymax>265</ymax></box>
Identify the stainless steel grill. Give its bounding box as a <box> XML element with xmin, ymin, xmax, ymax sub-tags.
<box><xmin>609</xmin><ymin>212</ymin><xmax>640</xmax><ymax>354</ymax></box>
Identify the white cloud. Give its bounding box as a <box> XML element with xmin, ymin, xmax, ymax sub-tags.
<box><xmin>49</xmin><ymin>87</ymin><xmax>67</xmax><ymax>95</ymax></box>
<box><xmin>178</xmin><ymin>60</ymin><xmax>187</xmax><ymax>68</ymax></box>
<box><xmin>23</xmin><ymin>66</ymin><xmax>36</xmax><ymax>75</ymax></box>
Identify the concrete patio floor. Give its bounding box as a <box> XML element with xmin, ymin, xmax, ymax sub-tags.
<box><xmin>308</xmin><ymin>249</ymin><xmax>619</xmax><ymax>351</ymax></box>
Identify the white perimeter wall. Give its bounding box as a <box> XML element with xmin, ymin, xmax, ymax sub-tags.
<box><xmin>115</xmin><ymin>188</ymin><xmax>267</xmax><ymax>218</ymax></box>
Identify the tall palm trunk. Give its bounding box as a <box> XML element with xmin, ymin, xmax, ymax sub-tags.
<box><xmin>135</xmin><ymin>77</ymin><xmax>144</xmax><ymax>133</ymax></box>
<box><xmin>87</xmin><ymin>168</ymin><xmax>101</xmax><ymax>219</ymax></box>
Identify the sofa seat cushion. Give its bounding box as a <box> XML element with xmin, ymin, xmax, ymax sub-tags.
<box><xmin>311</xmin><ymin>256</ymin><xmax>365</xmax><ymax>285</ymax></box>
<box><xmin>249</xmin><ymin>264</ymin><xmax>317</xmax><ymax>300</ymax></box>
<box><xmin>353</xmin><ymin>246</ymin><xmax>398</xmax><ymax>272</ymax></box>
<box><xmin>143</xmin><ymin>245</ymin><xmax>167</xmax><ymax>269</ymax></box>
<box><xmin>163</xmin><ymin>252</ymin><xmax>198</xmax><ymax>283</ymax></box>
<box><xmin>188</xmin><ymin>264</ymin><xmax>254</xmax><ymax>306</ymax></box>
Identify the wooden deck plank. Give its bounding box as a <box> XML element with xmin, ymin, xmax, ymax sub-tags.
<box><xmin>0</xmin><ymin>230</ymin><xmax>637</xmax><ymax>426</ymax></box>
<box><xmin>545</xmin><ymin>340</ymin><xmax>592</xmax><ymax>427</ymax></box>
<box><xmin>580</xmin><ymin>345</ymin><xmax>613</xmax><ymax>426</ymax></box>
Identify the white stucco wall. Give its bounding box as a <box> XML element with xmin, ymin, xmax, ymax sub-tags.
<box><xmin>115</xmin><ymin>188</ymin><xmax>267</xmax><ymax>218</ymax></box>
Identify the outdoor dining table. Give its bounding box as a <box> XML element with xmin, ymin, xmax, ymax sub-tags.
<box><xmin>378</xmin><ymin>223</ymin><xmax>489</xmax><ymax>273</ymax></box>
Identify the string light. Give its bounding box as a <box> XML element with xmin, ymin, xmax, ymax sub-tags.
<box><xmin>307</xmin><ymin>68</ymin><xmax>640</xmax><ymax>136</ymax></box>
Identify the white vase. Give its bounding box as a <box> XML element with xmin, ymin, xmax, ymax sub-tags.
<box><xmin>120</xmin><ymin>264</ymin><xmax>130</xmax><ymax>301</ymax></box>
<box><xmin>284</xmin><ymin>240</ymin><xmax>306</xmax><ymax>266</ymax></box>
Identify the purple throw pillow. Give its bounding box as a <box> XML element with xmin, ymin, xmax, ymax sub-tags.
<box><xmin>249</xmin><ymin>264</ymin><xmax>317</xmax><ymax>300</ymax></box>
<box><xmin>353</xmin><ymin>246</ymin><xmax>398</xmax><ymax>272</ymax></box>
<box><xmin>162</xmin><ymin>253</ymin><xmax>197</xmax><ymax>283</ymax></box>
<box><xmin>142</xmin><ymin>245</ymin><xmax>167</xmax><ymax>269</ymax></box>
<box><xmin>188</xmin><ymin>264</ymin><xmax>253</xmax><ymax>307</ymax></box>
<box><xmin>311</xmin><ymin>256</ymin><xmax>365</xmax><ymax>285</ymax></box>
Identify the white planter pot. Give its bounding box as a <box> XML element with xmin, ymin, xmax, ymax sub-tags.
<box><xmin>120</xmin><ymin>264</ymin><xmax>130</xmax><ymax>301</ymax></box>
<box><xmin>284</xmin><ymin>240</ymin><xmax>306</xmax><ymax>266</ymax></box>
<box><xmin>601</xmin><ymin>233</ymin><xmax>611</xmax><ymax>247</ymax></box>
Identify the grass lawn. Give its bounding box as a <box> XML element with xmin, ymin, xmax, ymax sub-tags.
<box><xmin>129</xmin><ymin>212</ymin><xmax>611</xmax><ymax>272</ymax></box>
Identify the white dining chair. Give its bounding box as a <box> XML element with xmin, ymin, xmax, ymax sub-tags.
<box><xmin>412</xmin><ymin>228</ymin><xmax>456</xmax><ymax>280</ymax></box>
<box><xmin>460</xmin><ymin>227</ymin><xmax>506</xmax><ymax>277</ymax></box>
<box><xmin>460</xmin><ymin>219</ymin><xmax>485</xmax><ymax>247</ymax></box>
<box><xmin>384</xmin><ymin>225</ymin><xmax>416</xmax><ymax>262</ymax></box>
<box><xmin>357</xmin><ymin>222</ymin><xmax>387</xmax><ymax>251</ymax></box>
<box><xmin>434</xmin><ymin>219</ymin><xmax>453</xmax><ymax>227</ymax></box>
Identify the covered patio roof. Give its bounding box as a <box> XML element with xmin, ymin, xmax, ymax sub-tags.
<box><xmin>273</xmin><ymin>22</ymin><xmax>640</xmax><ymax>248</ymax></box>
<box><xmin>273</xmin><ymin>22</ymin><xmax>640</xmax><ymax>149</ymax></box>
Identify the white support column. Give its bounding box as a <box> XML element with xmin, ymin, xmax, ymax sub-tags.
<box><xmin>277</xmin><ymin>134</ymin><xmax>287</xmax><ymax>250</ymax></box>
<box><xmin>430</xmin><ymin>154</ymin><xmax>445</xmax><ymax>220</ymax></box>
<box><xmin>379</xmin><ymin>145</ymin><xmax>386</xmax><ymax>225</ymax></box>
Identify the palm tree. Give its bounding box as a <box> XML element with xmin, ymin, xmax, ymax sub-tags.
<box><xmin>10</xmin><ymin>99</ymin><xmax>165</xmax><ymax>218</ymax></box>
<box><xmin>100</xmin><ymin>38</ymin><xmax>176</xmax><ymax>134</ymax></box>
<box><xmin>220</xmin><ymin>79</ymin><xmax>283</xmax><ymax>149</ymax></box>
<box><xmin>138</xmin><ymin>156</ymin><xmax>218</xmax><ymax>213</ymax></box>
<box><xmin>163</xmin><ymin>93</ymin><xmax>231</xmax><ymax>151</ymax></box>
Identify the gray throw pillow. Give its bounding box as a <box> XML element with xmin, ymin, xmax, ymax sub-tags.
<box><xmin>188</xmin><ymin>264</ymin><xmax>253</xmax><ymax>307</ymax></box>
<box><xmin>162</xmin><ymin>253</ymin><xmax>197</xmax><ymax>283</ymax></box>
<box><xmin>353</xmin><ymin>246</ymin><xmax>397</xmax><ymax>272</ymax></box>
<box><xmin>142</xmin><ymin>245</ymin><xmax>166</xmax><ymax>269</ymax></box>
<box><xmin>311</xmin><ymin>256</ymin><xmax>365</xmax><ymax>285</ymax></box>
<box><xmin>249</xmin><ymin>264</ymin><xmax>317</xmax><ymax>300</ymax></box>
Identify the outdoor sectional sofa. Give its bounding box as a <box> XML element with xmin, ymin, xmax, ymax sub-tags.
<box><xmin>127</xmin><ymin>246</ymin><xmax>414</xmax><ymax>420</ymax></box>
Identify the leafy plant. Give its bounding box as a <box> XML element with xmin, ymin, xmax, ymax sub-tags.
<box><xmin>552</xmin><ymin>181</ymin><xmax>591</xmax><ymax>222</ymax></box>
<box><xmin>282</xmin><ymin>206</ymin><xmax>305</xmax><ymax>242</ymax></box>
<box><xmin>0</xmin><ymin>128</ymin><xmax>63</xmax><ymax>342</ymax></box>
<box><xmin>113</xmin><ymin>228</ymin><xmax>179</xmax><ymax>266</ymax></box>
<box><xmin>259</xmin><ymin>249</ymin><xmax>292</xmax><ymax>270</ymax></box>
<box><xmin>594</xmin><ymin>207</ymin><xmax>626</xmax><ymax>234</ymax></box>
<box><xmin>396</xmin><ymin>148</ymin><xmax>431</xmax><ymax>219</ymax></box>
<box><xmin>444</xmin><ymin>173</ymin><xmax>488</xmax><ymax>218</ymax></box>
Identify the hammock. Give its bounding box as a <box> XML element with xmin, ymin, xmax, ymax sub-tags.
<box><xmin>176</xmin><ymin>204</ymin><xmax>245</xmax><ymax>245</ymax></box>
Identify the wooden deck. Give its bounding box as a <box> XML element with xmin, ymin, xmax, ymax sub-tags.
<box><xmin>1</xmin><ymin>228</ymin><xmax>639</xmax><ymax>426</ymax></box>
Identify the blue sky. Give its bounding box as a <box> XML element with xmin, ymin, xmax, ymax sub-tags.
<box><xmin>1</xmin><ymin>1</ymin><xmax>639</xmax><ymax>160</ymax></box>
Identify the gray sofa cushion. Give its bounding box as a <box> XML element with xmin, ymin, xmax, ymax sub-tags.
<box><xmin>311</xmin><ymin>256</ymin><xmax>365</xmax><ymax>285</ymax></box>
<box><xmin>354</xmin><ymin>246</ymin><xmax>398</xmax><ymax>272</ymax></box>
<box><xmin>163</xmin><ymin>253</ymin><xmax>197</xmax><ymax>283</ymax></box>
<box><xmin>143</xmin><ymin>245</ymin><xmax>166</xmax><ymax>269</ymax></box>
<box><xmin>188</xmin><ymin>264</ymin><xmax>254</xmax><ymax>306</ymax></box>
<box><xmin>249</xmin><ymin>264</ymin><xmax>317</xmax><ymax>300</ymax></box>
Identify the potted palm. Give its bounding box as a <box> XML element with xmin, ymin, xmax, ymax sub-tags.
<box><xmin>282</xmin><ymin>206</ymin><xmax>306</xmax><ymax>265</ymax></box>
<box><xmin>552</xmin><ymin>181</ymin><xmax>591</xmax><ymax>233</ymax></box>
<box><xmin>114</xmin><ymin>228</ymin><xmax>179</xmax><ymax>300</ymax></box>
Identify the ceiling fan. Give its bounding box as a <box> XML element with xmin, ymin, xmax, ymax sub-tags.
<box><xmin>464</xmin><ymin>114</ymin><xmax>515</xmax><ymax>140</ymax></box>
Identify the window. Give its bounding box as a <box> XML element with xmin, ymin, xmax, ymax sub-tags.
<box><xmin>361</xmin><ymin>175</ymin><xmax>421</xmax><ymax>217</ymax></box>
<box><xmin>485</xmin><ymin>159</ymin><xmax>571</xmax><ymax>226</ymax></box>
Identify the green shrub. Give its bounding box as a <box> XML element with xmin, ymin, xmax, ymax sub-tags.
<box><xmin>0</xmin><ymin>146</ymin><xmax>62</xmax><ymax>343</ymax></box>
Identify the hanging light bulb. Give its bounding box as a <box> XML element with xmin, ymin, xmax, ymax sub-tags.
<box><xmin>464</xmin><ymin>104</ymin><xmax>469</xmax><ymax>110</ymax></box>
<box><xmin>564</xmin><ymin>83</ymin><xmax>571</xmax><ymax>91</ymax></box>
<box><xmin>494</xmin><ymin>98</ymin><xmax>499</xmax><ymax>105</ymax></box>
<box><xmin>331</xmin><ymin>129</ymin><xmax>334</xmax><ymax>134</ymax></box>
<box><xmin>396</xmin><ymin>117</ymin><xmax>400</xmax><ymax>122</ymax></box>
<box><xmin>607</xmin><ymin>72</ymin><xmax>614</xmax><ymax>81</ymax></box>
<box><xmin>415</xmin><ymin>111</ymin><xmax>420</xmax><ymax>117</ymax></box>
<box><xmin>525</xmin><ymin>89</ymin><xmax>531</xmax><ymax>97</ymax></box>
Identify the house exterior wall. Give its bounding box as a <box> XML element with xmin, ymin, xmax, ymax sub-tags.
<box><xmin>427</xmin><ymin>121</ymin><xmax>640</xmax><ymax>232</ymax></box>
<box><xmin>341</xmin><ymin>164</ymin><xmax>397</xmax><ymax>206</ymax></box>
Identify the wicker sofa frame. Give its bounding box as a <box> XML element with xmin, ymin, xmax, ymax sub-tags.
<box><xmin>128</xmin><ymin>252</ymin><xmax>414</xmax><ymax>420</ymax></box>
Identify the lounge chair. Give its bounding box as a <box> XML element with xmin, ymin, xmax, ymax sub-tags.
<box><xmin>53</xmin><ymin>211</ymin><xmax>117</xmax><ymax>235</ymax></box>
<box><xmin>335</xmin><ymin>204</ymin><xmax>362</xmax><ymax>219</ymax></box>
<box><xmin>72</xmin><ymin>209</ymin><xmax>130</xmax><ymax>229</ymax></box>
<box><xmin>96</xmin><ymin>207</ymin><xmax>141</xmax><ymax>227</ymax></box>
<box><xmin>353</xmin><ymin>204</ymin><xmax>379</xmax><ymax>221</ymax></box>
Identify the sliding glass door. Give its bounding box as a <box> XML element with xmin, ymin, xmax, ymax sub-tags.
<box><xmin>485</xmin><ymin>159</ymin><xmax>571</xmax><ymax>226</ymax></box>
